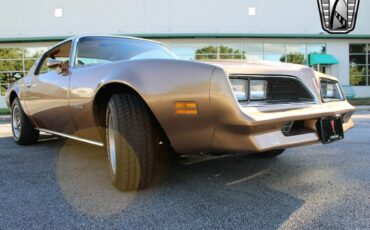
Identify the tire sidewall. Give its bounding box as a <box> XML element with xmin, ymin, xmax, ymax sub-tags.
<box><xmin>11</xmin><ymin>99</ymin><xmax>22</xmax><ymax>142</ymax></box>
<box><xmin>106</xmin><ymin>102</ymin><xmax>120</xmax><ymax>185</ymax></box>
<box><xmin>105</xmin><ymin>93</ymin><xmax>164</xmax><ymax>191</ymax></box>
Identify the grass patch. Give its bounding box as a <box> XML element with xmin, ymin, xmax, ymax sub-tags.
<box><xmin>348</xmin><ymin>98</ymin><xmax>370</xmax><ymax>106</ymax></box>
<box><xmin>0</xmin><ymin>108</ymin><xmax>10</xmax><ymax>115</ymax></box>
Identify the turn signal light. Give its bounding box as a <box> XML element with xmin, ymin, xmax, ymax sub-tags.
<box><xmin>175</xmin><ymin>102</ymin><xmax>198</xmax><ymax>115</ymax></box>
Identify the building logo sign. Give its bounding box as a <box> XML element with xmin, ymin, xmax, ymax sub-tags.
<box><xmin>317</xmin><ymin>0</ymin><xmax>360</xmax><ymax>34</ymax></box>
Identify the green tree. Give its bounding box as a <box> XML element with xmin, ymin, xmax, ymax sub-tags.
<box><xmin>0</xmin><ymin>48</ymin><xmax>42</xmax><ymax>95</ymax></box>
<box><xmin>195</xmin><ymin>45</ymin><xmax>245</xmax><ymax>60</ymax></box>
<box><xmin>280</xmin><ymin>52</ymin><xmax>305</xmax><ymax>64</ymax></box>
<box><xmin>0</xmin><ymin>48</ymin><xmax>23</xmax><ymax>95</ymax></box>
<box><xmin>349</xmin><ymin>65</ymin><xmax>365</xmax><ymax>86</ymax></box>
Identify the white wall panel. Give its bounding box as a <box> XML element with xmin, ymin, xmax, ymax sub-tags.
<box><xmin>0</xmin><ymin>0</ymin><xmax>369</xmax><ymax>38</ymax></box>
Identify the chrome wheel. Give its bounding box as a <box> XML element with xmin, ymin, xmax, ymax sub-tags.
<box><xmin>108</xmin><ymin>113</ymin><xmax>117</xmax><ymax>176</ymax></box>
<box><xmin>12</xmin><ymin>106</ymin><xmax>21</xmax><ymax>138</ymax></box>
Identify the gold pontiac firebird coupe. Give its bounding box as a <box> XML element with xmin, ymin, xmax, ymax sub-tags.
<box><xmin>6</xmin><ymin>35</ymin><xmax>355</xmax><ymax>191</ymax></box>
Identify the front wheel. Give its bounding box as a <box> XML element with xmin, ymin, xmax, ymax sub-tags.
<box><xmin>106</xmin><ymin>93</ymin><xmax>167</xmax><ymax>191</ymax></box>
<box><xmin>11</xmin><ymin>98</ymin><xmax>39</xmax><ymax>145</ymax></box>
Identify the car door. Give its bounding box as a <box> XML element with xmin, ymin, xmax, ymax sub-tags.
<box><xmin>24</xmin><ymin>41</ymin><xmax>77</xmax><ymax>135</ymax></box>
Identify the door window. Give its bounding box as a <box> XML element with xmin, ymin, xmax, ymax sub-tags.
<box><xmin>36</xmin><ymin>41</ymin><xmax>72</xmax><ymax>75</ymax></box>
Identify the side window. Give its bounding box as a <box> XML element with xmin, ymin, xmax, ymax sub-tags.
<box><xmin>75</xmin><ymin>36</ymin><xmax>175</xmax><ymax>67</ymax></box>
<box><xmin>36</xmin><ymin>41</ymin><xmax>72</xmax><ymax>75</ymax></box>
<box><xmin>75</xmin><ymin>37</ymin><xmax>113</xmax><ymax>67</ymax></box>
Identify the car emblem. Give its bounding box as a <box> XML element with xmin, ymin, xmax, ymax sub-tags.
<box><xmin>330</xmin><ymin>120</ymin><xmax>336</xmax><ymax>134</ymax></box>
<box><xmin>317</xmin><ymin>0</ymin><xmax>360</xmax><ymax>34</ymax></box>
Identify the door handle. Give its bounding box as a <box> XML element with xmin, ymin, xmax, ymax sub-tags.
<box><xmin>25</xmin><ymin>79</ymin><xmax>32</xmax><ymax>88</ymax></box>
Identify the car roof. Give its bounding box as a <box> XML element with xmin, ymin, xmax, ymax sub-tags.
<box><xmin>47</xmin><ymin>35</ymin><xmax>164</xmax><ymax>52</ymax></box>
<box><xmin>74</xmin><ymin>35</ymin><xmax>164</xmax><ymax>45</ymax></box>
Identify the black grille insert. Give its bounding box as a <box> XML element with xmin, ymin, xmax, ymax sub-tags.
<box><xmin>267</xmin><ymin>78</ymin><xmax>313</xmax><ymax>103</ymax></box>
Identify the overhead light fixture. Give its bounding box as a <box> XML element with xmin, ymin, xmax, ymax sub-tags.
<box><xmin>248</xmin><ymin>7</ymin><xmax>256</xmax><ymax>16</ymax></box>
<box><xmin>55</xmin><ymin>8</ymin><xmax>63</xmax><ymax>17</ymax></box>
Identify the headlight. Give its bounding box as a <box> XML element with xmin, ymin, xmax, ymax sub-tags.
<box><xmin>230</xmin><ymin>79</ymin><xmax>268</xmax><ymax>102</ymax></box>
<box><xmin>230</xmin><ymin>79</ymin><xmax>248</xmax><ymax>101</ymax></box>
<box><xmin>320</xmin><ymin>79</ymin><xmax>344</xmax><ymax>101</ymax></box>
<box><xmin>250</xmin><ymin>80</ymin><xmax>267</xmax><ymax>100</ymax></box>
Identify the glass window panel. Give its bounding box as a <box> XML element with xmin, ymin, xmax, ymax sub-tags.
<box><xmin>241</xmin><ymin>43</ymin><xmax>263</xmax><ymax>54</ymax></box>
<box><xmin>349</xmin><ymin>44</ymin><xmax>366</xmax><ymax>53</ymax></box>
<box><xmin>76</xmin><ymin>37</ymin><xmax>174</xmax><ymax>66</ymax></box>
<box><xmin>349</xmin><ymin>55</ymin><xmax>366</xmax><ymax>65</ymax></box>
<box><xmin>24</xmin><ymin>59</ymin><xmax>37</xmax><ymax>71</ymax></box>
<box><xmin>218</xmin><ymin>44</ymin><xmax>244</xmax><ymax>60</ymax></box>
<box><xmin>286</xmin><ymin>44</ymin><xmax>306</xmax><ymax>54</ymax></box>
<box><xmin>285</xmin><ymin>44</ymin><xmax>306</xmax><ymax>64</ymax></box>
<box><xmin>171</xmin><ymin>44</ymin><xmax>196</xmax><ymax>60</ymax></box>
<box><xmin>349</xmin><ymin>64</ymin><xmax>367</xmax><ymax>76</ymax></box>
<box><xmin>264</xmin><ymin>43</ymin><xmax>285</xmax><ymax>54</ymax></box>
<box><xmin>37</xmin><ymin>41</ymin><xmax>72</xmax><ymax>74</ymax></box>
<box><xmin>0</xmin><ymin>48</ymin><xmax>23</xmax><ymax>59</ymax></box>
<box><xmin>245</xmin><ymin>54</ymin><xmax>263</xmax><ymax>62</ymax></box>
<box><xmin>350</xmin><ymin>75</ymin><xmax>366</xmax><ymax>86</ymax></box>
<box><xmin>24</xmin><ymin>47</ymin><xmax>48</xmax><ymax>58</ymax></box>
<box><xmin>283</xmin><ymin>53</ymin><xmax>307</xmax><ymax>64</ymax></box>
<box><xmin>219</xmin><ymin>43</ymin><xmax>242</xmax><ymax>51</ymax></box>
<box><xmin>195</xmin><ymin>44</ymin><xmax>218</xmax><ymax>60</ymax></box>
<box><xmin>0</xmin><ymin>71</ymin><xmax>24</xmax><ymax>95</ymax></box>
<box><xmin>0</xmin><ymin>60</ymin><xmax>23</xmax><ymax>71</ymax></box>
<box><xmin>307</xmin><ymin>44</ymin><xmax>326</xmax><ymax>54</ymax></box>
<box><xmin>264</xmin><ymin>54</ymin><xmax>285</xmax><ymax>62</ymax></box>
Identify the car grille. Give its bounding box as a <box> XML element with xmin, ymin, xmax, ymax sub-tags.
<box><xmin>230</xmin><ymin>75</ymin><xmax>315</xmax><ymax>104</ymax></box>
<box><xmin>266</xmin><ymin>78</ymin><xmax>314</xmax><ymax>103</ymax></box>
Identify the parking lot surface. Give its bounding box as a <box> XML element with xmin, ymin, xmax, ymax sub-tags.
<box><xmin>0</xmin><ymin>112</ymin><xmax>369</xmax><ymax>230</ymax></box>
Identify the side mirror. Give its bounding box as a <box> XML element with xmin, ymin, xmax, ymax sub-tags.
<box><xmin>47</xmin><ymin>58</ymin><xmax>63</xmax><ymax>69</ymax></box>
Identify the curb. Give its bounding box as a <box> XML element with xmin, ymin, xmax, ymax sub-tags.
<box><xmin>355</xmin><ymin>106</ymin><xmax>370</xmax><ymax>112</ymax></box>
<box><xmin>0</xmin><ymin>115</ymin><xmax>10</xmax><ymax>123</ymax></box>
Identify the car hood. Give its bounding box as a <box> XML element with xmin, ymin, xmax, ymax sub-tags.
<box><xmin>200</xmin><ymin>60</ymin><xmax>338</xmax><ymax>81</ymax></box>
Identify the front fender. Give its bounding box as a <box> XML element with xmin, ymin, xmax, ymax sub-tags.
<box><xmin>98</xmin><ymin>59</ymin><xmax>217</xmax><ymax>154</ymax></box>
<box><xmin>6</xmin><ymin>80</ymin><xmax>24</xmax><ymax>109</ymax></box>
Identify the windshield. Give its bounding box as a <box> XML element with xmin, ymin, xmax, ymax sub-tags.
<box><xmin>75</xmin><ymin>36</ymin><xmax>177</xmax><ymax>66</ymax></box>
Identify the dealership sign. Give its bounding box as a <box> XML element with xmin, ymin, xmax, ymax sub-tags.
<box><xmin>318</xmin><ymin>0</ymin><xmax>360</xmax><ymax>34</ymax></box>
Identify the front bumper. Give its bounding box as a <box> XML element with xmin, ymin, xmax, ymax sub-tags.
<box><xmin>211</xmin><ymin>101</ymin><xmax>355</xmax><ymax>153</ymax></box>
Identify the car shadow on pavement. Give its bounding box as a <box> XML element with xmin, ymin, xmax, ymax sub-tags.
<box><xmin>52</xmin><ymin>138</ymin><xmax>304</xmax><ymax>229</ymax></box>
<box><xmin>0</xmin><ymin>131</ymin><xmax>304</xmax><ymax>229</ymax></box>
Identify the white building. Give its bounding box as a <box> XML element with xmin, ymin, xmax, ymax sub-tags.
<box><xmin>0</xmin><ymin>0</ymin><xmax>370</xmax><ymax>107</ymax></box>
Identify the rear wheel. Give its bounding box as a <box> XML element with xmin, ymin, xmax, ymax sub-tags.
<box><xmin>106</xmin><ymin>93</ymin><xmax>167</xmax><ymax>191</ymax></box>
<box><xmin>11</xmin><ymin>98</ymin><xmax>39</xmax><ymax>145</ymax></box>
<box><xmin>253</xmin><ymin>149</ymin><xmax>286</xmax><ymax>158</ymax></box>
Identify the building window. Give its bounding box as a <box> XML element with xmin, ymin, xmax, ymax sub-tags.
<box><xmin>241</xmin><ymin>43</ymin><xmax>263</xmax><ymax>61</ymax></box>
<box><xmin>263</xmin><ymin>43</ymin><xmax>285</xmax><ymax>62</ymax></box>
<box><xmin>169</xmin><ymin>42</ymin><xmax>326</xmax><ymax>66</ymax></box>
<box><xmin>0</xmin><ymin>47</ymin><xmax>47</xmax><ymax>96</ymax></box>
<box><xmin>349</xmin><ymin>44</ymin><xmax>369</xmax><ymax>86</ymax></box>
<box><xmin>284</xmin><ymin>44</ymin><xmax>306</xmax><ymax>64</ymax></box>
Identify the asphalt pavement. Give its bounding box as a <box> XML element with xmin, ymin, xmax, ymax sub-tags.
<box><xmin>0</xmin><ymin>112</ymin><xmax>369</xmax><ymax>229</ymax></box>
